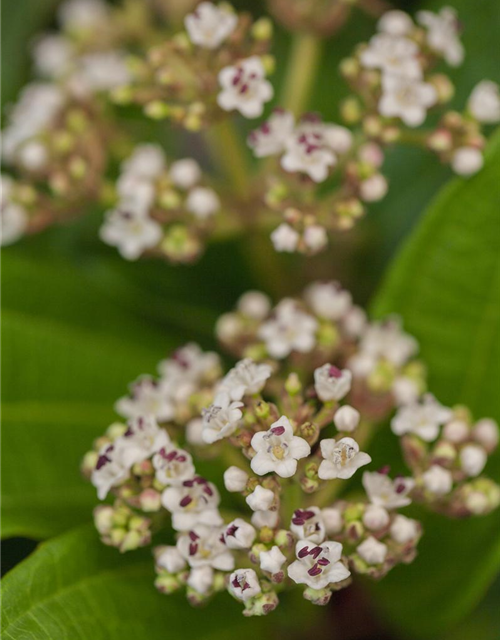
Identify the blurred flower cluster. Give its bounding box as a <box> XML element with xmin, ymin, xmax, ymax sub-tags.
<box><xmin>2</xmin><ymin>1</ymin><xmax>499</xmax><ymax>260</ymax></box>
<box><xmin>82</xmin><ymin>281</ymin><xmax>500</xmax><ymax>615</ymax></box>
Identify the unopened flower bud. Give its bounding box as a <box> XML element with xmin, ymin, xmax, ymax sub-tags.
<box><xmin>422</xmin><ymin>464</ymin><xmax>453</xmax><ymax>495</ymax></box>
<box><xmin>443</xmin><ymin>419</ymin><xmax>469</xmax><ymax>443</ymax></box>
<box><xmin>246</xmin><ymin>485</ymin><xmax>275</xmax><ymax>511</ymax></box>
<box><xmin>357</xmin><ymin>536</ymin><xmax>387</xmax><ymax>565</ymax></box>
<box><xmin>334</xmin><ymin>405</ymin><xmax>360</xmax><ymax>432</ymax></box>
<box><xmin>139</xmin><ymin>488</ymin><xmax>162</xmax><ymax>512</ymax></box>
<box><xmin>285</xmin><ymin>372</ymin><xmax>302</xmax><ymax>396</ymax></box>
<box><xmin>451</xmin><ymin>147</ymin><xmax>484</xmax><ymax>176</ymax></box>
<box><xmin>303</xmin><ymin>586</ymin><xmax>332</xmax><ymax>606</ymax></box>
<box><xmin>321</xmin><ymin>507</ymin><xmax>343</xmax><ymax>535</ymax></box>
<box><xmin>390</xmin><ymin>515</ymin><xmax>419</xmax><ymax>544</ymax></box>
<box><xmin>362</xmin><ymin>505</ymin><xmax>389</xmax><ymax>531</ymax></box>
<box><xmin>473</xmin><ymin>418</ymin><xmax>499</xmax><ymax>452</ymax></box>
<box><xmin>224</xmin><ymin>466</ymin><xmax>249</xmax><ymax>492</ymax></box>
<box><xmin>460</xmin><ymin>444</ymin><xmax>487</xmax><ymax>477</ymax></box>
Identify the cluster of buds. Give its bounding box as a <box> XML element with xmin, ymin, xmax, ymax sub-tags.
<box><xmin>115</xmin><ymin>2</ymin><xmax>274</xmax><ymax>129</ymax></box>
<box><xmin>99</xmin><ymin>144</ymin><xmax>221</xmax><ymax>262</ymax></box>
<box><xmin>82</xmin><ymin>282</ymin><xmax>499</xmax><ymax>616</ymax></box>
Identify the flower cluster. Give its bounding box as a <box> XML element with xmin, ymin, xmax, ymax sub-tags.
<box><xmin>82</xmin><ymin>282</ymin><xmax>499</xmax><ymax>616</ymax></box>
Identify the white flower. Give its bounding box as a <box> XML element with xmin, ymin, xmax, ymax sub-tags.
<box><xmin>343</xmin><ymin>307</ymin><xmax>368</xmax><ymax>338</ymax></box>
<box><xmin>271</xmin><ymin>223</ymin><xmax>300</xmax><ymax>253</ymax></box>
<box><xmin>290</xmin><ymin>507</ymin><xmax>326</xmax><ymax>544</ymax></box>
<box><xmin>99</xmin><ymin>209</ymin><xmax>163</xmax><ymax>260</ymax></box>
<box><xmin>363</xmin><ymin>471</ymin><xmax>415</xmax><ymax>509</ymax></box>
<box><xmin>390</xmin><ymin>515</ymin><xmax>419</xmax><ymax>544</ymax></box>
<box><xmin>473</xmin><ymin>418</ymin><xmax>499</xmax><ymax>452</ymax></box>
<box><xmin>188</xmin><ymin>567</ymin><xmax>214</xmax><ymax>594</ymax></box>
<box><xmin>260</xmin><ymin>546</ymin><xmax>286</xmax><ymax>575</ymax></box>
<box><xmin>121</xmin><ymin>144</ymin><xmax>166</xmax><ymax>180</ymax></box>
<box><xmin>304</xmin><ymin>281</ymin><xmax>352</xmax><ymax>321</ymax></box>
<box><xmin>218</xmin><ymin>359</ymin><xmax>272</xmax><ymax>401</ymax></box>
<box><xmin>158</xmin><ymin>343</ymin><xmax>220</xmax><ymax>388</ymax></box>
<box><xmin>237</xmin><ymin>291</ymin><xmax>271</xmax><ymax>319</ymax></box>
<box><xmin>17</xmin><ymin>141</ymin><xmax>48</xmax><ymax>172</ymax></box>
<box><xmin>115</xmin><ymin>376</ymin><xmax>174</xmax><ymax>422</ymax></box>
<box><xmin>281</xmin><ymin>124</ymin><xmax>336</xmax><ymax>182</ymax></box>
<box><xmin>177</xmin><ymin>524</ymin><xmax>234</xmax><ymax>570</ymax></box>
<box><xmin>251</xmin><ymin>509</ymin><xmax>279</xmax><ymax>529</ymax></box>
<box><xmin>288</xmin><ymin>540</ymin><xmax>350</xmax><ymax>589</ymax></box>
<box><xmin>33</xmin><ymin>34</ymin><xmax>73</xmax><ymax>79</ymax></box>
<box><xmin>201</xmin><ymin>393</ymin><xmax>243</xmax><ymax>443</ymax></box>
<box><xmin>250</xmin><ymin>416</ymin><xmax>310</xmax><ymax>478</ymax></box>
<box><xmin>355</xmin><ymin>318</ymin><xmax>418</xmax><ymax>368</ymax></box>
<box><xmin>361</xmin><ymin>34</ymin><xmax>421</xmax><ymax>79</ymax></box>
<box><xmin>468</xmin><ymin>81</ymin><xmax>500</xmax><ymax>123</ymax></box>
<box><xmin>357</xmin><ymin>536</ymin><xmax>387</xmax><ymax>565</ymax></box>
<box><xmin>417</xmin><ymin>7</ymin><xmax>464</xmax><ymax>67</ymax></box>
<box><xmin>223</xmin><ymin>518</ymin><xmax>256</xmax><ymax>549</ymax></box>
<box><xmin>58</xmin><ymin>0</ymin><xmax>109</xmax><ymax>30</ymax></box>
<box><xmin>223</xmin><ymin>466</ymin><xmax>249</xmax><ymax>492</ymax></box>
<box><xmin>218</xmin><ymin>56</ymin><xmax>273</xmax><ymax>118</ymax></box>
<box><xmin>422</xmin><ymin>465</ymin><xmax>453</xmax><ymax>495</ymax></box>
<box><xmin>186</xmin><ymin>186</ymin><xmax>220</xmax><ymax>219</ymax></box>
<box><xmin>248</xmin><ymin>109</ymin><xmax>295</xmax><ymax>157</ymax></box>
<box><xmin>74</xmin><ymin>51</ymin><xmax>131</xmax><ymax>93</ymax></box>
<box><xmin>259</xmin><ymin>299</ymin><xmax>318</xmax><ymax>358</ymax></box>
<box><xmin>245</xmin><ymin>485</ymin><xmax>275</xmax><ymax>511</ymax></box>
<box><xmin>323</xmin><ymin>124</ymin><xmax>353</xmax><ymax>154</ymax></box>
<box><xmin>156</xmin><ymin>546</ymin><xmax>187</xmax><ymax>573</ymax></box>
<box><xmin>442</xmin><ymin>419</ymin><xmax>469</xmax><ymax>443</ymax></box>
<box><xmin>152</xmin><ymin>444</ymin><xmax>195</xmax><ymax>486</ymax></box>
<box><xmin>314</xmin><ymin>365</ymin><xmax>352</xmax><ymax>402</ymax></box>
<box><xmin>186</xmin><ymin>418</ymin><xmax>205</xmax><ymax>446</ymax></box>
<box><xmin>377</xmin><ymin>10</ymin><xmax>414</xmax><ymax>36</ymax></box>
<box><xmin>334</xmin><ymin>405</ymin><xmax>360</xmax><ymax>432</ymax></box>
<box><xmin>391</xmin><ymin>394</ymin><xmax>452</xmax><ymax>442</ymax></box>
<box><xmin>215</xmin><ymin>313</ymin><xmax>243</xmax><ymax>342</ymax></box>
<box><xmin>303</xmin><ymin>225</ymin><xmax>328</xmax><ymax>253</ymax></box>
<box><xmin>91</xmin><ymin>441</ymin><xmax>131</xmax><ymax>500</ymax></box>
<box><xmin>392</xmin><ymin>376</ymin><xmax>420</xmax><ymax>406</ymax></box>
<box><xmin>1</xmin><ymin>201</ymin><xmax>28</xmax><ymax>246</ymax></box>
<box><xmin>359</xmin><ymin>174</ymin><xmax>388</xmax><ymax>202</ymax></box>
<box><xmin>460</xmin><ymin>444</ymin><xmax>487</xmax><ymax>477</ymax></box>
<box><xmin>229</xmin><ymin>569</ymin><xmax>261</xmax><ymax>602</ymax></box>
<box><xmin>322</xmin><ymin>507</ymin><xmax>343</xmax><ymax>535</ymax></box>
<box><xmin>451</xmin><ymin>147</ymin><xmax>484</xmax><ymax>176</ymax></box>
<box><xmin>185</xmin><ymin>2</ymin><xmax>237</xmax><ymax>49</ymax></box>
<box><xmin>319</xmin><ymin>437</ymin><xmax>371</xmax><ymax>480</ymax></box>
<box><xmin>119</xmin><ymin>415</ymin><xmax>170</xmax><ymax>468</ymax></box>
<box><xmin>362</xmin><ymin>505</ymin><xmax>390</xmax><ymax>531</ymax></box>
<box><xmin>169</xmin><ymin>158</ymin><xmax>201</xmax><ymax>189</ymax></box>
<box><xmin>379</xmin><ymin>74</ymin><xmax>437</xmax><ymax>127</ymax></box>
<box><xmin>162</xmin><ymin>476</ymin><xmax>222</xmax><ymax>531</ymax></box>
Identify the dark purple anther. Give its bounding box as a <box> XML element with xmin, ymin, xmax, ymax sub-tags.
<box><xmin>328</xmin><ymin>365</ymin><xmax>342</xmax><ymax>379</ymax></box>
<box><xmin>179</xmin><ymin>495</ymin><xmax>193</xmax><ymax>508</ymax></box>
<box><xmin>270</xmin><ymin>426</ymin><xmax>285</xmax><ymax>436</ymax></box>
<box><xmin>226</xmin><ymin>525</ymin><xmax>239</xmax><ymax>537</ymax></box>
<box><xmin>317</xmin><ymin>558</ymin><xmax>330</xmax><ymax>566</ymax></box>
<box><xmin>309</xmin><ymin>546</ymin><xmax>322</xmax><ymax>559</ymax></box>
<box><xmin>189</xmin><ymin>543</ymin><xmax>198</xmax><ymax>556</ymax></box>
<box><xmin>298</xmin><ymin>546</ymin><xmax>310</xmax><ymax>558</ymax></box>
<box><xmin>308</xmin><ymin>564</ymin><xmax>322</xmax><ymax>577</ymax></box>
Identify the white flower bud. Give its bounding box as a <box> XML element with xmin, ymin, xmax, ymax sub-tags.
<box><xmin>18</xmin><ymin>141</ymin><xmax>48</xmax><ymax>171</ymax></box>
<box><xmin>216</xmin><ymin>313</ymin><xmax>243</xmax><ymax>342</ymax></box>
<box><xmin>246</xmin><ymin>485</ymin><xmax>274</xmax><ymax>511</ymax></box>
<box><xmin>223</xmin><ymin>466</ymin><xmax>249</xmax><ymax>492</ymax></box>
<box><xmin>377</xmin><ymin>10</ymin><xmax>414</xmax><ymax>36</ymax></box>
<box><xmin>465</xmin><ymin>491</ymin><xmax>489</xmax><ymax>515</ymax></box>
<box><xmin>390</xmin><ymin>515</ymin><xmax>419</xmax><ymax>544</ymax></box>
<box><xmin>186</xmin><ymin>417</ymin><xmax>205</xmax><ymax>446</ymax></box>
<box><xmin>460</xmin><ymin>444</ymin><xmax>487</xmax><ymax>477</ymax></box>
<box><xmin>442</xmin><ymin>419</ymin><xmax>469</xmax><ymax>443</ymax></box>
<box><xmin>169</xmin><ymin>158</ymin><xmax>201</xmax><ymax>189</ymax></box>
<box><xmin>321</xmin><ymin>507</ymin><xmax>343</xmax><ymax>535</ymax></box>
<box><xmin>358</xmin><ymin>142</ymin><xmax>384</xmax><ymax>168</ymax></box>
<box><xmin>303</xmin><ymin>225</ymin><xmax>328</xmax><ymax>253</ymax></box>
<box><xmin>343</xmin><ymin>306</ymin><xmax>367</xmax><ymax>337</ymax></box>
<box><xmin>224</xmin><ymin>518</ymin><xmax>256</xmax><ymax>549</ymax></box>
<box><xmin>251</xmin><ymin>509</ymin><xmax>279</xmax><ymax>529</ymax></box>
<box><xmin>334</xmin><ymin>405</ymin><xmax>360</xmax><ymax>432</ymax></box>
<box><xmin>188</xmin><ymin>566</ymin><xmax>214</xmax><ymax>594</ymax></box>
<box><xmin>237</xmin><ymin>291</ymin><xmax>271</xmax><ymax>319</ymax></box>
<box><xmin>357</xmin><ymin>536</ymin><xmax>387</xmax><ymax>565</ymax></box>
<box><xmin>186</xmin><ymin>186</ymin><xmax>220</xmax><ymax>219</ymax></box>
<box><xmin>451</xmin><ymin>147</ymin><xmax>484</xmax><ymax>176</ymax></box>
<box><xmin>157</xmin><ymin>545</ymin><xmax>187</xmax><ymax>573</ymax></box>
<box><xmin>473</xmin><ymin>418</ymin><xmax>499</xmax><ymax>452</ymax></box>
<box><xmin>422</xmin><ymin>464</ymin><xmax>453</xmax><ymax>495</ymax></box>
<box><xmin>362</xmin><ymin>505</ymin><xmax>390</xmax><ymax>531</ymax></box>
<box><xmin>94</xmin><ymin>505</ymin><xmax>114</xmax><ymax>534</ymax></box>
<box><xmin>359</xmin><ymin>174</ymin><xmax>388</xmax><ymax>202</ymax></box>
<box><xmin>271</xmin><ymin>223</ymin><xmax>299</xmax><ymax>252</ymax></box>
<box><xmin>260</xmin><ymin>545</ymin><xmax>286</xmax><ymax>574</ymax></box>
<box><xmin>468</xmin><ymin>80</ymin><xmax>500</xmax><ymax>124</ymax></box>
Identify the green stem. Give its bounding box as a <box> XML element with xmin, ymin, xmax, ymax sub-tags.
<box><xmin>280</xmin><ymin>33</ymin><xmax>323</xmax><ymax>116</ymax></box>
<box><xmin>206</xmin><ymin>119</ymin><xmax>251</xmax><ymax>198</ymax></box>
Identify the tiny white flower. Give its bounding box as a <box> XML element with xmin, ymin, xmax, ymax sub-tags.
<box><xmin>442</xmin><ymin>419</ymin><xmax>469</xmax><ymax>443</ymax></box>
<box><xmin>217</xmin><ymin>358</ymin><xmax>272</xmax><ymax>401</ymax></box>
<box><xmin>359</xmin><ymin>174</ymin><xmax>388</xmax><ymax>202</ymax></box>
<box><xmin>223</xmin><ymin>466</ymin><xmax>249</xmax><ymax>492</ymax></box>
<box><xmin>33</xmin><ymin>34</ymin><xmax>74</xmax><ymax>79</ymax></box>
<box><xmin>1</xmin><ymin>201</ymin><xmax>28</xmax><ymax>246</ymax></box>
<box><xmin>473</xmin><ymin>418</ymin><xmax>499</xmax><ymax>452</ymax></box>
<box><xmin>468</xmin><ymin>81</ymin><xmax>500</xmax><ymax>124</ymax></box>
<box><xmin>271</xmin><ymin>223</ymin><xmax>299</xmax><ymax>253</ymax></box>
<box><xmin>58</xmin><ymin>0</ymin><xmax>109</xmax><ymax>31</ymax></box>
<box><xmin>247</xmin><ymin>109</ymin><xmax>295</xmax><ymax>157</ymax></box>
<box><xmin>186</xmin><ymin>186</ymin><xmax>220</xmax><ymax>219</ymax></box>
<box><xmin>156</xmin><ymin>546</ymin><xmax>187</xmax><ymax>573</ymax></box>
<box><xmin>218</xmin><ymin>56</ymin><xmax>273</xmax><ymax>118</ymax></box>
<box><xmin>75</xmin><ymin>51</ymin><xmax>131</xmax><ymax>92</ymax></box>
<box><xmin>162</xmin><ymin>476</ymin><xmax>222</xmax><ymax>531</ymax></box>
<box><xmin>391</xmin><ymin>394</ymin><xmax>452</xmax><ymax>442</ymax></box>
<box><xmin>323</xmin><ymin>124</ymin><xmax>353</xmax><ymax>155</ymax></box>
<box><xmin>251</xmin><ymin>509</ymin><xmax>279</xmax><ymax>529</ymax></box>
<box><xmin>118</xmin><ymin>415</ymin><xmax>170</xmax><ymax>468</ymax></box>
<box><xmin>417</xmin><ymin>7</ymin><xmax>464</xmax><ymax>67</ymax></box>
<box><xmin>237</xmin><ymin>291</ymin><xmax>271</xmax><ymax>319</ymax></box>
<box><xmin>17</xmin><ymin>141</ymin><xmax>48</xmax><ymax>172</ymax></box>
<box><xmin>223</xmin><ymin>518</ymin><xmax>256</xmax><ymax>549</ymax></box>
<box><xmin>288</xmin><ymin>540</ymin><xmax>350</xmax><ymax>589</ymax></box>
<box><xmin>152</xmin><ymin>444</ymin><xmax>195</xmax><ymax>486</ymax></box>
<box><xmin>304</xmin><ymin>281</ymin><xmax>352</xmax><ymax>321</ymax></box>
<box><xmin>354</xmin><ymin>317</ymin><xmax>418</xmax><ymax>368</ymax></box>
<box><xmin>188</xmin><ymin>566</ymin><xmax>214</xmax><ymax>594</ymax></box>
<box><xmin>245</xmin><ymin>485</ymin><xmax>275</xmax><ymax>511</ymax></box>
<box><xmin>321</xmin><ymin>507</ymin><xmax>343</xmax><ymax>535</ymax></box>
<box><xmin>121</xmin><ymin>144</ymin><xmax>166</xmax><ymax>180</ymax></box>
<box><xmin>177</xmin><ymin>524</ymin><xmax>234</xmax><ymax>570</ymax></box>
<box><xmin>390</xmin><ymin>515</ymin><xmax>419</xmax><ymax>544</ymax></box>
<box><xmin>460</xmin><ymin>444</ymin><xmax>487</xmax><ymax>477</ymax></box>
<box><xmin>358</xmin><ymin>142</ymin><xmax>385</xmax><ymax>168</ymax></box>
<box><xmin>99</xmin><ymin>209</ymin><xmax>163</xmax><ymax>260</ymax></box>
<box><xmin>363</xmin><ymin>470</ymin><xmax>415</xmax><ymax>509</ymax></box>
<box><xmin>422</xmin><ymin>464</ymin><xmax>453</xmax><ymax>495</ymax></box>
<box><xmin>186</xmin><ymin>417</ymin><xmax>205</xmax><ymax>446</ymax></box>
<box><xmin>451</xmin><ymin>147</ymin><xmax>484</xmax><ymax>176</ymax></box>
<box><xmin>342</xmin><ymin>306</ymin><xmax>368</xmax><ymax>338</ymax></box>
<box><xmin>215</xmin><ymin>313</ymin><xmax>243</xmax><ymax>342</ymax></box>
<box><xmin>91</xmin><ymin>441</ymin><xmax>131</xmax><ymax>500</ymax></box>
<box><xmin>169</xmin><ymin>158</ymin><xmax>201</xmax><ymax>189</ymax></box>
<box><xmin>379</xmin><ymin>74</ymin><xmax>437</xmax><ymax>127</ymax></box>
<box><xmin>185</xmin><ymin>2</ymin><xmax>237</xmax><ymax>49</ymax></box>
<box><xmin>362</xmin><ymin>505</ymin><xmax>390</xmax><ymax>531</ymax></box>
<box><xmin>290</xmin><ymin>507</ymin><xmax>326</xmax><ymax>544</ymax></box>
<box><xmin>377</xmin><ymin>10</ymin><xmax>414</xmax><ymax>36</ymax></box>
<box><xmin>334</xmin><ymin>405</ymin><xmax>360</xmax><ymax>432</ymax></box>
<box><xmin>116</xmin><ymin>376</ymin><xmax>174</xmax><ymax>422</ymax></box>
<box><xmin>229</xmin><ymin>569</ymin><xmax>261</xmax><ymax>601</ymax></box>
<box><xmin>361</xmin><ymin>34</ymin><xmax>421</xmax><ymax>78</ymax></box>
<box><xmin>201</xmin><ymin>393</ymin><xmax>243</xmax><ymax>443</ymax></box>
<box><xmin>319</xmin><ymin>437</ymin><xmax>371</xmax><ymax>480</ymax></box>
<box><xmin>250</xmin><ymin>416</ymin><xmax>310</xmax><ymax>478</ymax></box>
<box><xmin>357</xmin><ymin>536</ymin><xmax>387</xmax><ymax>565</ymax></box>
<box><xmin>392</xmin><ymin>376</ymin><xmax>420</xmax><ymax>406</ymax></box>
<box><xmin>303</xmin><ymin>225</ymin><xmax>328</xmax><ymax>253</ymax></box>
<box><xmin>281</xmin><ymin>125</ymin><xmax>336</xmax><ymax>182</ymax></box>
<box><xmin>259</xmin><ymin>299</ymin><xmax>318</xmax><ymax>358</ymax></box>
<box><xmin>260</xmin><ymin>546</ymin><xmax>286</xmax><ymax>575</ymax></box>
<box><xmin>314</xmin><ymin>364</ymin><xmax>352</xmax><ymax>402</ymax></box>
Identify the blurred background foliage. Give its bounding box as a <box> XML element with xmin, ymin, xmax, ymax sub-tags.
<box><xmin>1</xmin><ymin>0</ymin><xmax>500</xmax><ymax>638</ymax></box>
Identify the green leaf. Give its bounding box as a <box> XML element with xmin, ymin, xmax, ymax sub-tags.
<box><xmin>0</xmin><ymin>524</ymin><xmax>318</xmax><ymax>640</ymax></box>
<box><xmin>370</xmin><ymin>131</ymin><xmax>500</xmax><ymax>636</ymax></box>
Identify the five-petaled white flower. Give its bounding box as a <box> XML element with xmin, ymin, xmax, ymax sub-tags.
<box><xmin>281</xmin><ymin>118</ymin><xmax>337</xmax><ymax>182</ymax></box>
<box><xmin>417</xmin><ymin>7</ymin><xmax>464</xmax><ymax>67</ymax></box>
<box><xmin>152</xmin><ymin>444</ymin><xmax>195</xmax><ymax>486</ymax></box>
<box><xmin>177</xmin><ymin>524</ymin><xmax>234</xmax><ymax>570</ymax></box>
<box><xmin>162</xmin><ymin>476</ymin><xmax>222</xmax><ymax>531</ymax></box>
<box><xmin>259</xmin><ymin>299</ymin><xmax>318</xmax><ymax>358</ymax></box>
<box><xmin>379</xmin><ymin>74</ymin><xmax>437</xmax><ymax>127</ymax></box>
<box><xmin>468</xmin><ymin>81</ymin><xmax>500</xmax><ymax>124</ymax></box>
<box><xmin>223</xmin><ymin>518</ymin><xmax>256</xmax><ymax>549</ymax></box>
<box><xmin>260</xmin><ymin>546</ymin><xmax>287</xmax><ymax>575</ymax></box>
<box><xmin>217</xmin><ymin>358</ymin><xmax>272</xmax><ymax>401</ymax></box>
<box><xmin>247</xmin><ymin>109</ymin><xmax>295</xmax><ymax>157</ymax></box>
<box><xmin>288</xmin><ymin>540</ymin><xmax>350</xmax><ymax>589</ymax></box>
<box><xmin>314</xmin><ymin>364</ymin><xmax>352</xmax><ymax>402</ymax></box>
<box><xmin>99</xmin><ymin>208</ymin><xmax>163</xmax><ymax>260</ymax></box>
<box><xmin>361</xmin><ymin>34</ymin><xmax>422</xmax><ymax>79</ymax></box>
<box><xmin>185</xmin><ymin>2</ymin><xmax>237</xmax><ymax>50</ymax></box>
<box><xmin>391</xmin><ymin>394</ymin><xmax>452</xmax><ymax>442</ymax></box>
<box><xmin>229</xmin><ymin>568</ymin><xmax>262</xmax><ymax>601</ymax></box>
<box><xmin>115</xmin><ymin>376</ymin><xmax>174</xmax><ymax>422</ymax></box>
<box><xmin>290</xmin><ymin>507</ymin><xmax>326</xmax><ymax>544</ymax></box>
<box><xmin>362</xmin><ymin>470</ymin><xmax>415</xmax><ymax>509</ymax></box>
<box><xmin>319</xmin><ymin>437</ymin><xmax>372</xmax><ymax>480</ymax></box>
<box><xmin>218</xmin><ymin>56</ymin><xmax>273</xmax><ymax>118</ymax></box>
<box><xmin>201</xmin><ymin>393</ymin><xmax>243</xmax><ymax>443</ymax></box>
<box><xmin>119</xmin><ymin>415</ymin><xmax>170</xmax><ymax>468</ymax></box>
<box><xmin>250</xmin><ymin>416</ymin><xmax>310</xmax><ymax>478</ymax></box>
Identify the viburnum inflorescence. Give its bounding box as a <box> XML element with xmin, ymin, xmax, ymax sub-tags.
<box><xmin>82</xmin><ymin>281</ymin><xmax>500</xmax><ymax>615</ymax></box>
<box><xmin>2</xmin><ymin>2</ymin><xmax>499</xmax><ymax>260</ymax></box>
